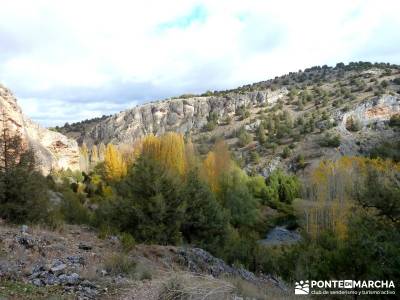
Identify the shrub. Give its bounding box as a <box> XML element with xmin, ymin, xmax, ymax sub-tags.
<box><xmin>204</xmin><ymin>112</ymin><xmax>218</xmax><ymax>131</ymax></box>
<box><xmin>389</xmin><ymin>114</ymin><xmax>400</xmax><ymax>127</ymax></box>
<box><xmin>281</xmin><ymin>146</ymin><xmax>291</xmax><ymax>159</ymax></box>
<box><xmin>236</xmin><ymin>127</ymin><xmax>252</xmax><ymax>147</ymax></box>
<box><xmin>119</xmin><ymin>232</ymin><xmax>136</xmax><ymax>252</ymax></box>
<box><xmin>345</xmin><ymin>116</ymin><xmax>362</xmax><ymax>131</ymax></box>
<box><xmin>103</xmin><ymin>253</ymin><xmax>136</xmax><ymax>276</ymax></box>
<box><xmin>250</xmin><ymin>151</ymin><xmax>260</xmax><ymax>163</ymax></box>
<box><xmin>319</xmin><ymin>133</ymin><xmax>341</xmax><ymax>147</ymax></box>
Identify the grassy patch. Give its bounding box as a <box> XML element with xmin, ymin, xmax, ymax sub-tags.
<box><xmin>0</xmin><ymin>280</ymin><xmax>71</xmax><ymax>300</ymax></box>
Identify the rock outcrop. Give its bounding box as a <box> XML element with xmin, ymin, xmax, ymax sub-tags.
<box><xmin>0</xmin><ymin>84</ymin><xmax>80</xmax><ymax>173</ymax></box>
<box><xmin>74</xmin><ymin>88</ymin><xmax>288</xmax><ymax>146</ymax></box>
<box><xmin>342</xmin><ymin>95</ymin><xmax>400</xmax><ymax>130</ymax></box>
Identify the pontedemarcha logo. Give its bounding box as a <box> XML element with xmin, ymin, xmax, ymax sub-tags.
<box><xmin>295</xmin><ymin>280</ymin><xmax>310</xmax><ymax>294</ymax></box>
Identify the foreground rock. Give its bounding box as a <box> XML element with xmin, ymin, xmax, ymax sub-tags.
<box><xmin>0</xmin><ymin>223</ymin><xmax>297</xmax><ymax>299</ymax></box>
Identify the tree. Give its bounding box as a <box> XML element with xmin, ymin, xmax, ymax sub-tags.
<box><xmin>257</xmin><ymin>123</ymin><xmax>267</xmax><ymax>144</ymax></box>
<box><xmin>181</xmin><ymin>170</ymin><xmax>229</xmax><ymax>252</ymax></box>
<box><xmin>160</xmin><ymin>132</ymin><xmax>186</xmax><ymax>176</ymax></box>
<box><xmin>0</xmin><ymin>113</ymin><xmax>50</xmax><ymax>224</ymax></box>
<box><xmin>79</xmin><ymin>143</ymin><xmax>89</xmax><ymax>172</ymax></box>
<box><xmin>265</xmin><ymin>170</ymin><xmax>300</xmax><ymax>204</ymax></box>
<box><xmin>98</xmin><ymin>142</ymin><xmax>106</xmax><ymax>161</ymax></box>
<box><xmin>236</xmin><ymin>126</ymin><xmax>252</xmax><ymax>147</ymax></box>
<box><xmin>117</xmin><ymin>155</ymin><xmax>185</xmax><ymax>244</ymax></box>
<box><xmin>219</xmin><ymin>166</ymin><xmax>259</xmax><ymax>228</ymax></box>
<box><xmin>346</xmin><ymin>116</ymin><xmax>362</xmax><ymax>132</ymax></box>
<box><xmin>90</xmin><ymin>144</ymin><xmax>99</xmax><ymax>168</ymax></box>
<box><xmin>202</xmin><ymin>141</ymin><xmax>232</xmax><ymax>193</ymax></box>
<box><xmin>104</xmin><ymin>144</ymin><xmax>127</xmax><ymax>181</ymax></box>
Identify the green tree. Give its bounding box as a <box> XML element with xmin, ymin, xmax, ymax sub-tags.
<box><xmin>257</xmin><ymin>123</ymin><xmax>267</xmax><ymax>144</ymax></box>
<box><xmin>0</xmin><ymin>121</ymin><xmax>50</xmax><ymax>224</ymax></box>
<box><xmin>117</xmin><ymin>155</ymin><xmax>184</xmax><ymax>244</ymax></box>
<box><xmin>181</xmin><ymin>170</ymin><xmax>229</xmax><ymax>252</ymax></box>
<box><xmin>219</xmin><ymin>167</ymin><xmax>259</xmax><ymax>228</ymax></box>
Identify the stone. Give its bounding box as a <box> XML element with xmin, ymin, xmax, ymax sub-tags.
<box><xmin>20</xmin><ymin>225</ymin><xmax>29</xmax><ymax>234</ymax></box>
<box><xmin>0</xmin><ymin>84</ymin><xmax>80</xmax><ymax>173</ymax></box>
<box><xmin>67</xmin><ymin>255</ymin><xmax>85</xmax><ymax>265</ymax></box>
<box><xmin>260</xmin><ymin>226</ymin><xmax>301</xmax><ymax>246</ymax></box>
<box><xmin>78</xmin><ymin>243</ymin><xmax>92</xmax><ymax>251</ymax></box>
<box><xmin>43</xmin><ymin>273</ymin><xmax>60</xmax><ymax>285</ymax></box>
<box><xmin>63</xmin><ymin>88</ymin><xmax>288</xmax><ymax>146</ymax></box>
<box><xmin>32</xmin><ymin>278</ymin><xmax>43</xmax><ymax>287</ymax></box>
<box><xmin>16</xmin><ymin>236</ymin><xmax>35</xmax><ymax>249</ymax></box>
<box><xmin>67</xmin><ymin>273</ymin><xmax>80</xmax><ymax>285</ymax></box>
<box><xmin>50</xmin><ymin>263</ymin><xmax>67</xmax><ymax>275</ymax></box>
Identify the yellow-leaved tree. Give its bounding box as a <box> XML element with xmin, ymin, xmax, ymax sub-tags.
<box><xmin>104</xmin><ymin>144</ymin><xmax>127</xmax><ymax>181</ymax></box>
<box><xmin>304</xmin><ymin>156</ymin><xmax>399</xmax><ymax>240</ymax></box>
<box><xmin>202</xmin><ymin>140</ymin><xmax>232</xmax><ymax>193</ymax></box>
<box><xmin>79</xmin><ymin>143</ymin><xmax>89</xmax><ymax>172</ymax></box>
<box><xmin>90</xmin><ymin>144</ymin><xmax>99</xmax><ymax>168</ymax></box>
<box><xmin>141</xmin><ymin>134</ymin><xmax>161</xmax><ymax>160</ymax></box>
<box><xmin>160</xmin><ymin>132</ymin><xmax>186</xmax><ymax>176</ymax></box>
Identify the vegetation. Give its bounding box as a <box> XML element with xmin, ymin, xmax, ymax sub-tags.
<box><xmin>1</xmin><ymin>61</ymin><xmax>400</xmax><ymax>295</ymax></box>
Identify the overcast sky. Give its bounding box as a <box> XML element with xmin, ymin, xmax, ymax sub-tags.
<box><xmin>1</xmin><ymin>0</ymin><xmax>399</xmax><ymax>127</ymax></box>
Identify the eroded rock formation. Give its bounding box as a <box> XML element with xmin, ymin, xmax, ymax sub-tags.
<box><xmin>74</xmin><ymin>88</ymin><xmax>288</xmax><ymax>146</ymax></box>
<box><xmin>0</xmin><ymin>84</ymin><xmax>80</xmax><ymax>173</ymax></box>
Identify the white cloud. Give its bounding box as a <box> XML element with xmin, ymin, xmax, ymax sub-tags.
<box><xmin>0</xmin><ymin>0</ymin><xmax>399</xmax><ymax>126</ymax></box>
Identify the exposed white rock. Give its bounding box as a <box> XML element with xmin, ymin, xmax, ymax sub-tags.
<box><xmin>78</xmin><ymin>88</ymin><xmax>288</xmax><ymax>146</ymax></box>
<box><xmin>342</xmin><ymin>95</ymin><xmax>400</xmax><ymax>130</ymax></box>
<box><xmin>0</xmin><ymin>84</ymin><xmax>80</xmax><ymax>174</ymax></box>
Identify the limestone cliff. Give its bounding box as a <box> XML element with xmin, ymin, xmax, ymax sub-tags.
<box><xmin>0</xmin><ymin>84</ymin><xmax>80</xmax><ymax>173</ymax></box>
<box><xmin>71</xmin><ymin>88</ymin><xmax>288</xmax><ymax>146</ymax></box>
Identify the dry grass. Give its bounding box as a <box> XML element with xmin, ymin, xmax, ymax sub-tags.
<box><xmin>103</xmin><ymin>253</ymin><xmax>137</xmax><ymax>277</ymax></box>
<box><xmin>158</xmin><ymin>272</ymin><xmax>235</xmax><ymax>300</ymax></box>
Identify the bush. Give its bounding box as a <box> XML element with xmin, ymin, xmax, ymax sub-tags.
<box><xmin>369</xmin><ymin>141</ymin><xmax>400</xmax><ymax>162</ymax></box>
<box><xmin>281</xmin><ymin>146</ymin><xmax>291</xmax><ymax>159</ymax></box>
<box><xmin>60</xmin><ymin>189</ymin><xmax>91</xmax><ymax>224</ymax></box>
<box><xmin>346</xmin><ymin>116</ymin><xmax>362</xmax><ymax>131</ymax></box>
<box><xmin>103</xmin><ymin>253</ymin><xmax>136</xmax><ymax>276</ymax></box>
<box><xmin>236</xmin><ymin>127</ymin><xmax>252</xmax><ymax>147</ymax></box>
<box><xmin>389</xmin><ymin>114</ymin><xmax>400</xmax><ymax>127</ymax></box>
<box><xmin>204</xmin><ymin>112</ymin><xmax>218</xmax><ymax>131</ymax></box>
<box><xmin>319</xmin><ymin>133</ymin><xmax>341</xmax><ymax>147</ymax></box>
<box><xmin>119</xmin><ymin>232</ymin><xmax>136</xmax><ymax>252</ymax></box>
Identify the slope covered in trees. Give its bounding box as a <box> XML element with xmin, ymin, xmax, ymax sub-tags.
<box><xmin>0</xmin><ymin>62</ymin><xmax>399</xmax><ymax>298</ymax></box>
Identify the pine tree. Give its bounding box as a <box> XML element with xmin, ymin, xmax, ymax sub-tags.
<box><xmin>117</xmin><ymin>155</ymin><xmax>184</xmax><ymax>244</ymax></box>
<box><xmin>0</xmin><ymin>111</ymin><xmax>50</xmax><ymax>223</ymax></box>
<box><xmin>181</xmin><ymin>170</ymin><xmax>228</xmax><ymax>252</ymax></box>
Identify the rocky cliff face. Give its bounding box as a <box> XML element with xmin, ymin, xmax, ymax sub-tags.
<box><xmin>74</xmin><ymin>88</ymin><xmax>288</xmax><ymax>146</ymax></box>
<box><xmin>0</xmin><ymin>84</ymin><xmax>80</xmax><ymax>173</ymax></box>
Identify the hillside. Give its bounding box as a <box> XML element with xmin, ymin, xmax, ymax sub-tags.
<box><xmin>0</xmin><ymin>223</ymin><xmax>294</xmax><ymax>300</ymax></box>
<box><xmin>58</xmin><ymin>62</ymin><xmax>400</xmax><ymax>175</ymax></box>
<box><xmin>0</xmin><ymin>62</ymin><xmax>399</xmax><ymax>299</ymax></box>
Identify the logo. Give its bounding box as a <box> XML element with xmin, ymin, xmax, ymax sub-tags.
<box><xmin>295</xmin><ymin>280</ymin><xmax>310</xmax><ymax>294</ymax></box>
<box><xmin>294</xmin><ymin>280</ymin><xmax>395</xmax><ymax>296</ymax></box>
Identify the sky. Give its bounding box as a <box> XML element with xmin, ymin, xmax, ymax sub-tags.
<box><xmin>0</xmin><ymin>0</ymin><xmax>399</xmax><ymax>127</ymax></box>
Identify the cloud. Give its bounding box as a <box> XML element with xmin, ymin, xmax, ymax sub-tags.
<box><xmin>0</xmin><ymin>0</ymin><xmax>399</xmax><ymax>126</ymax></box>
